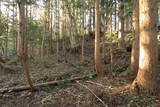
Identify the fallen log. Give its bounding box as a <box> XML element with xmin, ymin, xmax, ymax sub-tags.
<box><xmin>0</xmin><ymin>73</ymin><xmax>97</xmax><ymax>93</ymax></box>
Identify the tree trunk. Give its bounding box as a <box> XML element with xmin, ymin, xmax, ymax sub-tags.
<box><xmin>4</xmin><ymin>3</ymin><xmax>9</xmax><ymax>57</ymax></box>
<box><xmin>93</xmin><ymin>0</ymin><xmax>95</xmax><ymax>30</ymax></box>
<box><xmin>50</xmin><ymin>1</ymin><xmax>53</xmax><ymax>55</ymax></box>
<box><xmin>18</xmin><ymin>0</ymin><xmax>34</xmax><ymax>90</ymax></box>
<box><xmin>56</xmin><ymin>0</ymin><xmax>59</xmax><ymax>62</ymax></box>
<box><xmin>15</xmin><ymin>4</ymin><xmax>18</xmax><ymax>55</ymax></box>
<box><xmin>12</xmin><ymin>1</ymin><xmax>16</xmax><ymax>55</ymax></box>
<box><xmin>109</xmin><ymin>10</ymin><xmax>114</xmax><ymax>70</ymax></box>
<box><xmin>63</xmin><ymin>8</ymin><xmax>67</xmax><ymax>62</ymax></box>
<box><xmin>118</xmin><ymin>0</ymin><xmax>125</xmax><ymax>48</ymax></box>
<box><xmin>95</xmin><ymin>0</ymin><xmax>103</xmax><ymax>76</ymax></box>
<box><xmin>131</xmin><ymin>0</ymin><xmax>139</xmax><ymax>72</ymax></box>
<box><xmin>134</xmin><ymin>0</ymin><xmax>159</xmax><ymax>93</ymax></box>
<box><xmin>114</xmin><ymin>0</ymin><xmax>117</xmax><ymax>31</ymax></box>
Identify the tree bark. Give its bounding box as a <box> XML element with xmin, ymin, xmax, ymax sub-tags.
<box><xmin>118</xmin><ymin>0</ymin><xmax>125</xmax><ymax>48</ymax></box>
<box><xmin>114</xmin><ymin>0</ymin><xmax>117</xmax><ymax>31</ymax></box>
<box><xmin>81</xmin><ymin>9</ymin><xmax>85</xmax><ymax>61</ymax></box>
<box><xmin>93</xmin><ymin>0</ymin><xmax>95</xmax><ymax>30</ymax></box>
<box><xmin>18</xmin><ymin>0</ymin><xmax>34</xmax><ymax>90</ymax></box>
<box><xmin>131</xmin><ymin>0</ymin><xmax>139</xmax><ymax>72</ymax></box>
<box><xmin>95</xmin><ymin>0</ymin><xmax>103</xmax><ymax>76</ymax></box>
<box><xmin>134</xmin><ymin>0</ymin><xmax>159</xmax><ymax>93</ymax></box>
<box><xmin>109</xmin><ymin>10</ymin><xmax>114</xmax><ymax>70</ymax></box>
<box><xmin>4</xmin><ymin>3</ymin><xmax>9</xmax><ymax>57</ymax></box>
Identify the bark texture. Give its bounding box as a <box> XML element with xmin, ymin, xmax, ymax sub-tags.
<box><xmin>118</xmin><ymin>0</ymin><xmax>125</xmax><ymax>48</ymax></box>
<box><xmin>131</xmin><ymin>0</ymin><xmax>139</xmax><ymax>72</ymax></box>
<box><xmin>18</xmin><ymin>0</ymin><xmax>34</xmax><ymax>89</ymax></box>
<box><xmin>95</xmin><ymin>0</ymin><xmax>102</xmax><ymax>75</ymax></box>
<box><xmin>135</xmin><ymin>0</ymin><xmax>159</xmax><ymax>93</ymax></box>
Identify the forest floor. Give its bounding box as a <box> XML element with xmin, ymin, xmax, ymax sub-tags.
<box><xmin>0</xmin><ymin>38</ymin><xmax>160</xmax><ymax>107</ymax></box>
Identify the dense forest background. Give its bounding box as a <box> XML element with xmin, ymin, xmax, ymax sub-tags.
<box><xmin>0</xmin><ymin>0</ymin><xmax>160</xmax><ymax>106</ymax></box>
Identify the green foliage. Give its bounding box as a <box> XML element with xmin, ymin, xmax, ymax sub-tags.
<box><xmin>0</xmin><ymin>94</ymin><xmax>3</xmax><ymax>99</ymax></box>
<box><xmin>93</xmin><ymin>104</ymin><xmax>101</xmax><ymax>107</ymax></box>
<box><xmin>105</xmin><ymin>30</ymin><xmax>119</xmax><ymax>42</ymax></box>
<box><xmin>79</xmin><ymin>73</ymin><xmax>96</xmax><ymax>82</ymax></box>
<box><xmin>25</xmin><ymin>0</ymin><xmax>37</xmax><ymax>5</ymax></box>
<box><xmin>88</xmin><ymin>75</ymin><xmax>96</xmax><ymax>79</ymax></box>
<box><xmin>73</xmin><ymin>0</ymin><xmax>87</xmax><ymax>9</ymax></box>
<box><xmin>81</xmin><ymin>59</ymin><xmax>90</xmax><ymax>67</ymax></box>
<box><xmin>40</xmin><ymin>86</ymin><xmax>52</xmax><ymax>93</ymax></box>
<box><xmin>41</xmin><ymin>97</ymin><xmax>49</xmax><ymax>104</ymax></box>
<box><xmin>61</xmin><ymin>73</ymin><xmax>73</xmax><ymax>79</ymax></box>
<box><xmin>125</xmin><ymin>94</ymin><xmax>159</xmax><ymax>106</ymax></box>
<box><xmin>123</xmin><ymin>0</ymin><xmax>134</xmax><ymax>17</ymax></box>
<box><xmin>101</xmin><ymin>0</ymin><xmax>113</xmax><ymax>15</ymax></box>
<box><xmin>0</xmin><ymin>14</ymin><xmax>9</xmax><ymax>39</ymax></box>
<box><xmin>113</xmin><ymin>64</ymin><xmax>128</xmax><ymax>73</ymax></box>
<box><xmin>1</xmin><ymin>82</ymin><xmax>17</xmax><ymax>88</ymax></box>
<box><xmin>0</xmin><ymin>94</ymin><xmax>9</xmax><ymax>99</ymax></box>
<box><xmin>27</xmin><ymin>18</ymin><xmax>44</xmax><ymax>44</ymax></box>
<box><xmin>125</xmin><ymin>33</ymin><xmax>133</xmax><ymax>47</ymax></box>
<box><xmin>58</xmin><ymin>80</ymin><xmax>71</xmax><ymax>88</ymax></box>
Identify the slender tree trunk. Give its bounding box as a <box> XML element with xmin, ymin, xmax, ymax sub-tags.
<box><xmin>29</xmin><ymin>4</ymin><xmax>32</xmax><ymax>58</ymax></box>
<box><xmin>41</xmin><ymin>33</ymin><xmax>45</xmax><ymax>59</ymax></box>
<box><xmin>109</xmin><ymin>11</ymin><xmax>114</xmax><ymax>70</ymax></box>
<box><xmin>50</xmin><ymin>1</ymin><xmax>53</xmax><ymax>54</ymax></box>
<box><xmin>4</xmin><ymin>3</ymin><xmax>9</xmax><ymax>57</ymax></box>
<box><xmin>15</xmin><ymin>4</ymin><xmax>18</xmax><ymax>55</ymax></box>
<box><xmin>125</xmin><ymin>16</ymin><xmax>131</xmax><ymax>31</ymax></box>
<box><xmin>12</xmin><ymin>1</ymin><xmax>16</xmax><ymax>54</ymax></box>
<box><xmin>17</xmin><ymin>2</ymin><xmax>22</xmax><ymax>56</ymax></box>
<box><xmin>133</xmin><ymin>0</ymin><xmax>159</xmax><ymax>93</ymax></box>
<box><xmin>64</xmin><ymin>9</ymin><xmax>67</xmax><ymax>62</ymax></box>
<box><xmin>56</xmin><ymin>0</ymin><xmax>59</xmax><ymax>62</ymax></box>
<box><xmin>93</xmin><ymin>0</ymin><xmax>95</xmax><ymax>30</ymax></box>
<box><xmin>45</xmin><ymin>0</ymin><xmax>50</xmax><ymax>56</ymax></box>
<box><xmin>47</xmin><ymin>0</ymin><xmax>51</xmax><ymax>56</ymax></box>
<box><xmin>114</xmin><ymin>0</ymin><xmax>117</xmax><ymax>31</ymax></box>
<box><xmin>81</xmin><ymin>11</ymin><xmax>85</xmax><ymax>61</ymax></box>
<box><xmin>95</xmin><ymin>0</ymin><xmax>103</xmax><ymax>76</ymax></box>
<box><xmin>118</xmin><ymin>0</ymin><xmax>125</xmax><ymax>48</ymax></box>
<box><xmin>131</xmin><ymin>0</ymin><xmax>139</xmax><ymax>72</ymax></box>
<box><xmin>0</xmin><ymin>1</ymin><xmax>2</xmax><ymax>18</ymax></box>
<box><xmin>0</xmin><ymin>1</ymin><xmax>1</xmax><ymax>56</ymax></box>
<box><xmin>18</xmin><ymin>0</ymin><xmax>34</xmax><ymax>90</ymax></box>
<box><xmin>89</xmin><ymin>8</ymin><xmax>92</xmax><ymax>32</ymax></box>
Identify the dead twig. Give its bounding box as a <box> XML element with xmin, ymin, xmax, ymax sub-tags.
<box><xmin>86</xmin><ymin>81</ymin><xmax>107</xmax><ymax>89</ymax></box>
<box><xmin>76</xmin><ymin>81</ymin><xmax>108</xmax><ymax>107</ymax></box>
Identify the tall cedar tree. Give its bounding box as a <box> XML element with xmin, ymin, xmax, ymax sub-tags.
<box><xmin>133</xmin><ymin>0</ymin><xmax>159</xmax><ymax>93</ymax></box>
<box><xmin>95</xmin><ymin>0</ymin><xmax>103</xmax><ymax>75</ymax></box>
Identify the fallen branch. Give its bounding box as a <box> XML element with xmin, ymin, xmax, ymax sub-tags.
<box><xmin>0</xmin><ymin>73</ymin><xmax>97</xmax><ymax>93</ymax></box>
<box><xmin>86</xmin><ymin>81</ymin><xmax>107</xmax><ymax>88</ymax></box>
<box><xmin>77</xmin><ymin>81</ymin><xmax>108</xmax><ymax>107</ymax></box>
